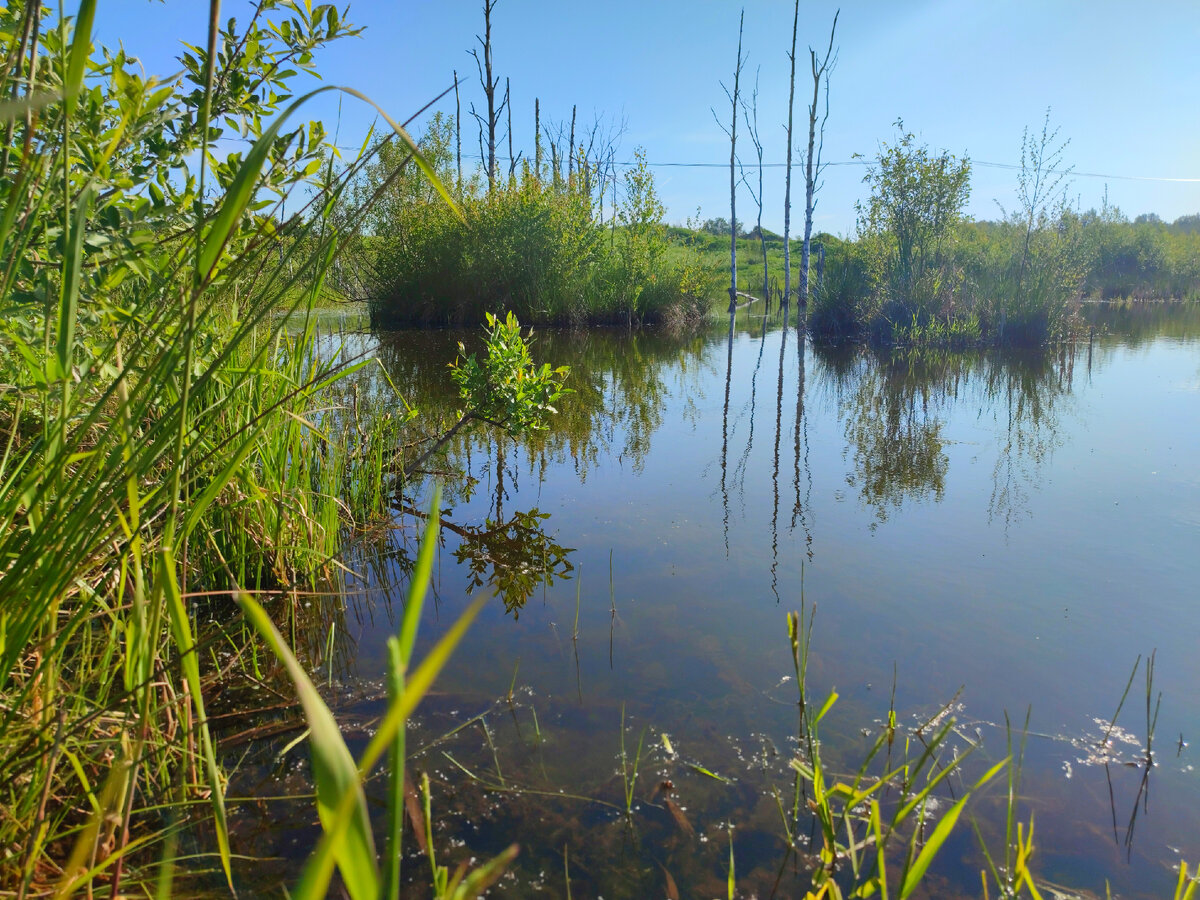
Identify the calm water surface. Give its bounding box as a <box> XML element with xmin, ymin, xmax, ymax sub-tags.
<box><xmin>235</xmin><ymin>304</ymin><xmax>1200</xmax><ymax>897</ymax></box>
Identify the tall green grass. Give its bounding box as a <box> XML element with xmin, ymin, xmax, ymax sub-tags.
<box><xmin>0</xmin><ymin>1</ymin><xmax>444</xmax><ymax>892</ymax></box>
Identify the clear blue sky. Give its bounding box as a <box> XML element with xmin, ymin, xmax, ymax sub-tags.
<box><xmin>97</xmin><ymin>0</ymin><xmax>1199</xmax><ymax>235</ymax></box>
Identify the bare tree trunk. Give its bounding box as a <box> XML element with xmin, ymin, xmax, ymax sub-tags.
<box><xmin>470</xmin><ymin>0</ymin><xmax>500</xmax><ymax>193</ymax></box>
<box><xmin>801</xmin><ymin>11</ymin><xmax>839</xmax><ymax>307</ymax></box>
<box><xmin>727</xmin><ymin>11</ymin><xmax>745</xmax><ymax>314</ymax></box>
<box><xmin>506</xmin><ymin>77</ymin><xmax>517</xmax><ymax>184</ymax></box>
<box><xmin>454</xmin><ymin>70</ymin><xmax>462</xmax><ymax>191</ymax></box>
<box><xmin>567</xmin><ymin>104</ymin><xmax>576</xmax><ymax>189</ymax></box>
<box><xmin>534</xmin><ymin>97</ymin><xmax>541</xmax><ymax>182</ymax></box>
<box><xmin>743</xmin><ymin>68</ymin><xmax>768</xmax><ymax>310</ymax></box>
<box><xmin>783</xmin><ymin>0</ymin><xmax>799</xmax><ymax>309</ymax></box>
<box><xmin>548</xmin><ymin>138</ymin><xmax>560</xmax><ymax>190</ymax></box>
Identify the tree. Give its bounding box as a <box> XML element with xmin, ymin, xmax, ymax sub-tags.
<box><xmin>701</xmin><ymin>217</ymin><xmax>743</xmax><ymax>236</ymax></box>
<box><xmin>619</xmin><ymin>148</ymin><xmax>667</xmax><ymax>321</ymax></box>
<box><xmin>856</xmin><ymin>121</ymin><xmax>971</xmax><ymax>310</ymax></box>
<box><xmin>782</xmin><ymin>0</ymin><xmax>800</xmax><ymax>308</ymax></box>
<box><xmin>469</xmin><ymin>0</ymin><xmax>505</xmax><ymax>193</ymax></box>
<box><xmin>800</xmin><ymin>10</ymin><xmax>839</xmax><ymax>307</ymax></box>
<box><xmin>742</xmin><ymin>68</ymin><xmax>769</xmax><ymax>306</ymax></box>
<box><xmin>712</xmin><ymin>10</ymin><xmax>747</xmax><ymax>314</ymax></box>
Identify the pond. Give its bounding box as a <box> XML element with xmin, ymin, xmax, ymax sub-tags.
<box><xmin>231</xmin><ymin>302</ymin><xmax>1200</xmax><ymax>897</ymax></box>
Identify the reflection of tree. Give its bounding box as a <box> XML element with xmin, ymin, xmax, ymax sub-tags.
<box><xmin>367</xmin><ymin>327</ymin><xmax>706</xmax><ymax>483</ymax></box>
<box><xmin>843</xmin><ymin>364</ymin><xmax>948</xmax><ymax>525</ymax></box>
<box><xmin>398</xmin><ymin>501</ymin><xmax>574</xmax><ymax>617</ymax></box>
<box><xmin>816</xmin><ymin>344</ymin><xmax>1073</xmax><ymax>528</ymax></box>
<box><xmin>981</xmin><ymin>347</ymin><xmax>1072</xmax><ymax>530</ymax></box>
<box><xmin>770</xmin><ymin>308</ymin><xmax>790</xmax><ymax>596</ymax></box>
<box><xmin>1080</xmin><ymin>301</ymin><xmax>1200</xmax><ymax>348</ymax></box>
<box><xmin>791</xmin><ymin>325</ymin><xmax>813</xmax><ymax>558</ymax></box>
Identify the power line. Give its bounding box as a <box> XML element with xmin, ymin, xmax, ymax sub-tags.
<box><xmin>215</xmin><ymin>135</ymin><xmax>1200</xmax><ymax>183</ymax></box>
<box><xmin>422</xmin><ymin>151</ymin><xmax>1200</xmax><ymax>183</ymax></box>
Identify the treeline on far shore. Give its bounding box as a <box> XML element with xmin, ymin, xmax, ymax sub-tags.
<box><xmin>679</xmin><ymin>205</ymin><xmax>1200</xmax><ymax>346</ymax></box>
<box><xmin>343</xmin><ymin>114</ymin><xmax>1197</xmax><ymax>346</ymax></box>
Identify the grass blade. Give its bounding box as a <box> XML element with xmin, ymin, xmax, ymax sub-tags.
<box><xmin>284</xmin><ymin>596</ymin><xmax>485</xmax><ymax>900</ymax></box>
<box><xmin>238</xmin><ymin>594</ymin><xmax>379</xmax><ymax>900</ymax></box>
<box><xmin>162</xmin><ymin>552</ymin><xmax>232</xmax><ymax>889</ymax></box>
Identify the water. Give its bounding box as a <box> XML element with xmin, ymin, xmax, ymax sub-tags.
<box><xmin>238</xmin><ymin>303</ymin><xmax>1200</xmax><ymax>897</ymax></box>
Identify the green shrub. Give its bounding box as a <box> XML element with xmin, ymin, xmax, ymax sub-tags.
<box><xmin>364</xmin><ymin>143</ymin><xmax>706</xmax><ymax>327</ymax></box>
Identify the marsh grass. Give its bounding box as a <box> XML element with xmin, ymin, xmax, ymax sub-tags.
<box><xmin>0</xmin><ymin>1</ymin><xmax>458</xmax><ymax>892</ymax></box>
<box><xmin>619</xmin><ymin>702</ymin><xmax>647</xmax><ymax>816</ymax></box>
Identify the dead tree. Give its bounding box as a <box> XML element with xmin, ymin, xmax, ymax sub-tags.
<box><xmin>567</xmin><ymin>104</ymin><xmax>576</xmax><ymax>188</ymax></box>
<box><xmin>469</xmin><ymin>0</ymin><xmax>505</xmax><ymax>193</ymax></box>
<box><xmin>546</xmin><ymin>134</ymin><xmax>561</xmax><ymax>189</ymax></box>
<box><xmin>782</xmin><ymin>0</ymin><xmax>800</xmax><ymax>309</ymax></box>
<box><xmin>534</xmin><ymin>97</ymin><xmax>541</xmax><ymax>181</ymax></box>
<box><xmin>712</xmin><ymin>10</ymin><xmax>747</xmax><ymax>314</ymax></box>
<box><xmin>801</xmin><ymin>10</ymin><xmax>839</xmax><ymax>306</ymax></box>
<box><xmin>506</xmin><ymin>77</ymin><xmax>522</xmax><ymax>184</ymax></box>
<box><xmin>454</xmin><ymin>69</ymin><xmax>462</xmax><ymax>190</ymax></box>
<box><xmin>742</xmin><ymin>67</ymin><xmax>768</xmax><ymax>309</ymax></box>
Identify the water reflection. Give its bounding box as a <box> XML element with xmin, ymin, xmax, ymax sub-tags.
<box><xmin>243</xmin><ymin>302</ymin><xmax>1200</xmax><ymax>899</ymax></box>
<box><xmin>809</xmin><ymin>344</ymin><xmax>1076</xmax><ymax>529</ymax></box>
<box><xmin>365</xmin><ymin>328</ymin><xmax>714</xmax><ymax>612</ymax></box>
<box><xmin>356</xmin><ymin>315</ymin><xmax>1087</xmax><ymax>608</ymax></box>
<box><xmin>396</xmin><ymin>496</ymin><xmax>574</xmax><ymax>617</ymax></box>
<box><xmin>371</xmin><ymin>328</ymin><xmax>707</xmax><ymax>482</ymax></box>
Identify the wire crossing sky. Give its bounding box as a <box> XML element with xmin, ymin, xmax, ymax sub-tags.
<box><xmin>99</xmin><ymin>0</ymin><xmax>1200</xmax><ymax>234</ymax></box>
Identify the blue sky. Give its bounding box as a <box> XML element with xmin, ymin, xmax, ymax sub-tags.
<box><xmin>98</xmin><ymin>0</ymin><xmax>1199</xmax><ymax>235</ymax></box>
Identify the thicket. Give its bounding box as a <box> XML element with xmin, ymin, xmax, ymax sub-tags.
<box><xmin>355</xmin><ymin>118</ymin><xmax>715</xmax><ymax>327</ymax></box>
<box><xmin>0</xmin><ymin>1</ymin><xmax>566</xmax><ymax>894</ymax></box>
<box><xmin>802</xmin><ymin>120</ymin><xmax>1200</xmax><ymax>346</ymax></box>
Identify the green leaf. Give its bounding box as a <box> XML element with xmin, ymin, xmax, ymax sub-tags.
<box><xmin>899</xmin><ymin>794</ymin><xmax>967</xmax><ymax>899</ymax></box>
<box><xmin>289</xmin><ymin>596</ymin><xmax>486</xmax><ymax>900</ymax></box>
<box><xmin>397</xmin><ymin>485</ymin><xmax>441</xmax><ymax>665</ymax></box>
<box><xmin>57</xmin><ymin>187</ymin><xmax>95</xmax><ymax>394</ymax></box>
<box><xmin>64</xmin><ymin>0</ymin><xmax>97</xmax><ymax>115</ymax></box>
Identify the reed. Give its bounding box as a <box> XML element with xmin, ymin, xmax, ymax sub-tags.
<box><xmin>0</xmin><ymin>2</ymin><xmax>464</xmax><ymax>892</ymax></box>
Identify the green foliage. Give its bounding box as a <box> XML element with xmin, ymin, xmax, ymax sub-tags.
<box><xmin>808</xmin><ymin>238</ymin><xmax>871</xmax><ymax>339</ymax></box>
<box><xmin>856</xmin><ymin>120</ymin><xmax>972</xmax><ymax>324</ymax></box>
<box><xmin>450</xmin><ymin>311</ymin><xmax>571</xmax><ymax>434</ymax></box>
<box><xmin>363</xmin><ymin>136</ymin><xmax>707</xmax><ymax>326</ymax></box>
<box><xmin>239</xmin><ymin>493</ymin><xmax>517</xmax><ymax>900</ymax></box>
<box><xmin>0</xmin><ymin>2</ymin><xmax>531</xmax><ymax>894</ymax></box>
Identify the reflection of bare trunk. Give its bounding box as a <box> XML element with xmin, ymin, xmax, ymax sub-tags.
<box><xmin>733</xmin><ymin>316</ymin><xmax>768</xmax><ymax>495</ymax></box>
<box><xmin>770</xmin><ymin>304</ymin><xmax>790</xmax><ymax>601</ymax></box>
<box><xmin>495</xmin><ymin>438</ymin><xmax>506</xmax><ymax>522</ymax></box>
<box><xmin>791</xmin><ymin>327</ymin><xmax>813</xmax><ymax>558</ymax></box>
<box><xmin>720</xmin><ymin>311</ymin><xmax>736</xmax><ymax>554</ymax></box>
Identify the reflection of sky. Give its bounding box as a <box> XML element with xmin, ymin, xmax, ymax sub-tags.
<box><xmin>325</xmin><ymin>310</ymin><xmax>1199</xmax><ymax>897</ymax></box>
